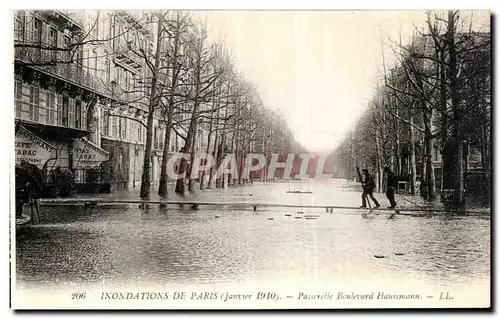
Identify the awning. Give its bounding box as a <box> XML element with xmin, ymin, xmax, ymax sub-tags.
<box><xmin>72</xmin><ymin>137</ymin><xmax>109</xmax><ymax>169</ymax></box>
<box><xmin>15</xmin><ymin>125</ymin><xmax>57</xmax><ymax>168</ymax></box>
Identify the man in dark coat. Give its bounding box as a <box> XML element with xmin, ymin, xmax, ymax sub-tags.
<box><xmin>384</xmin><ymin>166</ymin><xmax>398</xmax><ymax>208</ymax></box>
<box><xmin>360</xmin><ymin>169</ymin><xmax>380</xmax><ymax>208</ymax></box>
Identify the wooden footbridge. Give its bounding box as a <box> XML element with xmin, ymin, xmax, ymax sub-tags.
<box><xmin>37</xmin><ymin>198</ymin><xmax>489</xmax><ymax>216</ymax></box>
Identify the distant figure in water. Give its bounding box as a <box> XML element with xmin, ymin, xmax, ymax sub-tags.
<box><xmin>360</xmin><ymin>169</ymin><xmax>380</xmax><ymax>208</ymax></box>
<box><xmin>384</xmin><ymin>166</ymin><xmax>398</xmax><ymax>209</ymax></box>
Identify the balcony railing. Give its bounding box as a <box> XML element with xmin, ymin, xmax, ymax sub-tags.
<box><xmin>15</xmin><ymin>48</ymin><xmax>112</xmax><ymax>98</ymax></box>
<box><xmin>37</xmin><ymin>10</ymin><xmax>85</xmax><ymax>32</ymax></box>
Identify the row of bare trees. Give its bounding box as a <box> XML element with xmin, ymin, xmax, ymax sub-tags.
<box><xmin>14</xmin><ymin>10</ymin><xmax>302</xmax><ymax>199</ymax></box>
<box><xmin>331</xmin><ymin>11</ymin><xmax>491</xmax><ymax>206</ymax></box>
<box><xmin>124</xmin><ymin>11</ymin><xmax>302</xmax><ymax>198</ymax></box>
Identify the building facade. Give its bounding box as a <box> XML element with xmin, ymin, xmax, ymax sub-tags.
<box><xmin>14</xmin><ymin>10</ymin><xmax>212</xmax><ymax>193</ymax></box>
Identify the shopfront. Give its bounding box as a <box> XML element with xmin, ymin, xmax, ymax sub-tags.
<box><xmin>15</xmin><ymin>123</ymin><xmax>110</xmax><ymax>195</ymax></box>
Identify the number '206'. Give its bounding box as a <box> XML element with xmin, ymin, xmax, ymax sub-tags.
<box><xmin>71</xmin><ymin>292</ymin><xmax>86</xmax><ymax>300</ymax></box>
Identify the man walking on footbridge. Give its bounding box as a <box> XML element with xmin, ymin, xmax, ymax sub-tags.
<box><xmin>384</xmin><ymin>166</ymin><xmax>398</xmax><ymax>209</ymax></box>
<box><xmin>359</xmin><ymin>168</ymin><xmax>380</xmax><ymax>209</ymax></box>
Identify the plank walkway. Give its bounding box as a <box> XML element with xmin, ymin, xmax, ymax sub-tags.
<box><xmin>38</xmin><ymin>198</ymin><xmax>490</xmax><ymax>215</ymax></box>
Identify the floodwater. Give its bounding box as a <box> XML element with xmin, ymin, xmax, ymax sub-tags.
<box><xmin>14</xmin><ymin>180</ymin><xmax>490</xmax><ymax>304</ymax></box>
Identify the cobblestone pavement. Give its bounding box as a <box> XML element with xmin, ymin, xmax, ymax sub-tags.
<box><xmin>15</xmin><ymin>180</ymin><xmax>490</xmax><ymax>295</ymax></box>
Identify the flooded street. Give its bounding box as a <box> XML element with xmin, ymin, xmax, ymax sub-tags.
<box><xmin>15</xmin><ymin>180</ymin><xmax>490</xmax><ymax>298</ymax></box>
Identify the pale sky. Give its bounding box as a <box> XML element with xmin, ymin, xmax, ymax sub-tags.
<box><xmin>197</xmin><ymin>10</ymin><xmax>490</xmax><ymax>152</ymax></box>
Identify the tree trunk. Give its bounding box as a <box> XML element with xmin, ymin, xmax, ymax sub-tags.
<box><xmin>394</xmin><ymin>100</ymin><xmax>401</xmax><ymax>176</ymax></box>
<box><xmin>158</xmin><ymin>12</ymin><xmax>182</xmax><ymax>197</ymax></box>
<box><xmin>188</xmin><ymin>121</ymin><xmax>197</xmax><ymax>191</ymax></box>
<box><xmin>158</xmin><ymin>120</ymin><xmax>172</xmax><ymax>197</ymax></box>
<box><xmin>219</xmin><ymin>134</ymin><xmax>226</xmax><ymax>188</ymax></box>
<box><xmin>175</xmin><ymin>33</ymin><xmax>203</xmax><ymax>195</ymax></box>
<box><xmin>200</xmin><ymin>104</ymin><xmax>217</xmax><ymax>190</ymax></box>
<box><xmin>374</xmin><ymin>128</ymin><xmax>383</xmax><ymax>193</ymax></box>
<box><xmin>422</xmin><ymin>104</ymin><xmax>436</xmax><ymax>201</ymax></box>
<box><xmin>439</xmin><ymin>49</ymin><xmax>448</xmax><ymax>197</ymax></box>
<box><xmin>409</xmin><ymin>112</ymin><xmax>417</xmax><ymax>195</ymax></box>
<box><xmin>448</xmin><ymin>10</ymin><xmax>465</xmax><ymax>205</ymax></box>
<box><xmin>208</xmin><ymin>121</ymin><xmax>219</xmax><ymax>188</ymax></box>
<box><xmin>140</xmin><ymin>13</ymin><xmax>164</xmax><ymax>199</ymax></box>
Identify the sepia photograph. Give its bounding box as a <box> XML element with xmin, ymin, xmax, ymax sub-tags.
<box><xmin>9</xmin><ymin>7</ymin><xmax>492</xmax><ymax>310</ymax></box>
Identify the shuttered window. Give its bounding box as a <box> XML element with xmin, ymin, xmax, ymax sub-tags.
<box><xmin>46</xmin><ymin>90</ymin><xmax>55</xmax><ymax>125</ymax></box>
<box><xmin>75</xmin><ymin>99</ymin><xmax>82</xmax><ymax>129</ymax></box>
<box><xmin>62</xmin><ymin>96</ymin><xmax>69</xmax><ymax>127</ymax></box>
<box><xmin>68</xmin><ymin>97</ymin><xmax>75</xmax><ymax>128</ymax></box>
<box><xmin>29</xmin><ymin>85</ymin><xmax>39</xmax><ymax>122</ymax></box>
<box><xmin>14</xmin><ymin>80</ymin><xmax>22</xmax><ymax>118</ymax></box>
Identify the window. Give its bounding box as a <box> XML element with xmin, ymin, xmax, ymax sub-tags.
<box><xmin>46</xmin><ymin>90</ymin><xmax>55</xmax><ymax>125</ymax></box>
<box><xmin>115</xmin><ymin>64</ymin><xmax>121</xmax><ymax>88</ymax></box>
<box><xmin>138</xmin><ymin>122</ymin><xmax>142</xmax><ymax>142</ymax></box>
<box><xmin>14</xmin><ymin>80</ymin><xmax>22</xmax><ymax>118</ymax></box>
<box><xmin>14</xmin><ymin>11</ymin><xmax>25</xmax><ymax>41</ymax></box>
<box><xmin>33</xmin><ymin>18</ymin><xmax>42</xmax><ymax>43</ymax></box>
<box><xmin>122</xmin><ymin>118</ymin><xmax>127</xmax><ymax>139</ymax></box>
<box><xmin>154</xmin><ymin>127</ymin><xmax>158</xmax><ymax>149</ymax></box>
<box><xmin>63</xmin><ymin>35</ymin><xmax>70</xmax><ymax>61</ymax></box>
<box><xmin>103</xmin><ymin>112</ymin><xmax>110</xmax><ymax>136</ymax></box>
<box><xmin>62</xmin><ymin>96</ymin><xmax>69</xmax><ymax>126</ymax></box>
<box><xmin>56</xmin><ymin>94</ymin><xmax>62</xmax><ymax>125</ymax></box>
<box><xmin>108</xmin><ymin>14</ymin><xmax>113</xmax><ymax>42</ymax></box>
<box><xmin>92</xmin><ymin>50</ymin><xmax>98</xmax><ymax>77</ymax></box>
<box><xmin>29</xmin><ymin>86</ymin><xmax>39</xmax><ymax>122</ymax></box>
<box><xmin>125</xmin><ymin>70</ymin><xmax>130</xmax><ymax>92</ymax></box>
<box><xmin>91</xmin><ymin>16</ymin><xmax>98</xmax><ymax>39</ymax></box>
<box><xmin>82</xmin><ymin>102</ymin><xmax>87</xmax><ymax>130</ymax></box>
<box><xmin>159</xmin><ymin>130</ymin><xmax>164</xmax><ymax>150</ymax></box>
<box><xmin>32</xmin><ymin>18</ymin><xmax>42</xmax><ymax>61</ymax></box>
<box><xmin>112</xmin><ymin>117</ymin><xmax>118</xmax><ymax>137</ymax></box>
<box><xmin>68</xmin><ymin>98</ymin><xmax>75</xmax><ymax>128</ymax></box>
<box><xmin>75</xmin><ymin>99</ymin><xmax>82</xmax><ymax>129</ymax></box>
<box><xmin>118</xmin><ymin>117</ymin><xmax>127</xmax><ymax>138</ymax></box>
<box><xmin>105</xmin><ymin>59</ymin><xmax>111</xmax><ymax>83</ymax></box>
<box><xmin>49</xmin><ymin>27</ymin><xmax>57</xmax><ymax>60</ymax></box>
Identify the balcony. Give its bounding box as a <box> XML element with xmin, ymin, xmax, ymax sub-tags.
<box><xmin>37</xmin><ymin>10</ymin><xmax>85</xmax><ymax>32</ymax></box>
<box><xmin>113</xmin><ymin>37</ymin><xmax>143</xmax><ymax>71</ymax></box>
<box><xmin>116</xmin><ymin>10</ymin><xmax>150</xmax><ymax>36</ymax></box>
<box><xmin>15</xmin><ymin>48</ymin><xmax>112</xmax><ymax>99</ymax></box>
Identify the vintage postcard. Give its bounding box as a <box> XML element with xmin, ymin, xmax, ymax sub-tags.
<box><xmin>10</xmin><ymin>9</ymin><xmax>491</xmax><ymax>310</ymax></box>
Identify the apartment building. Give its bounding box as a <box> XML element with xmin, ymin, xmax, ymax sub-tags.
<box><xmin>14</xmin><ymin>10</ymin><xmax>113</xmax><ymax>194</ymax></box>
<box><xmin>14</xmin><ymin>10</ymin><xmax>212</xmax><ymax>193</ymax></box>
